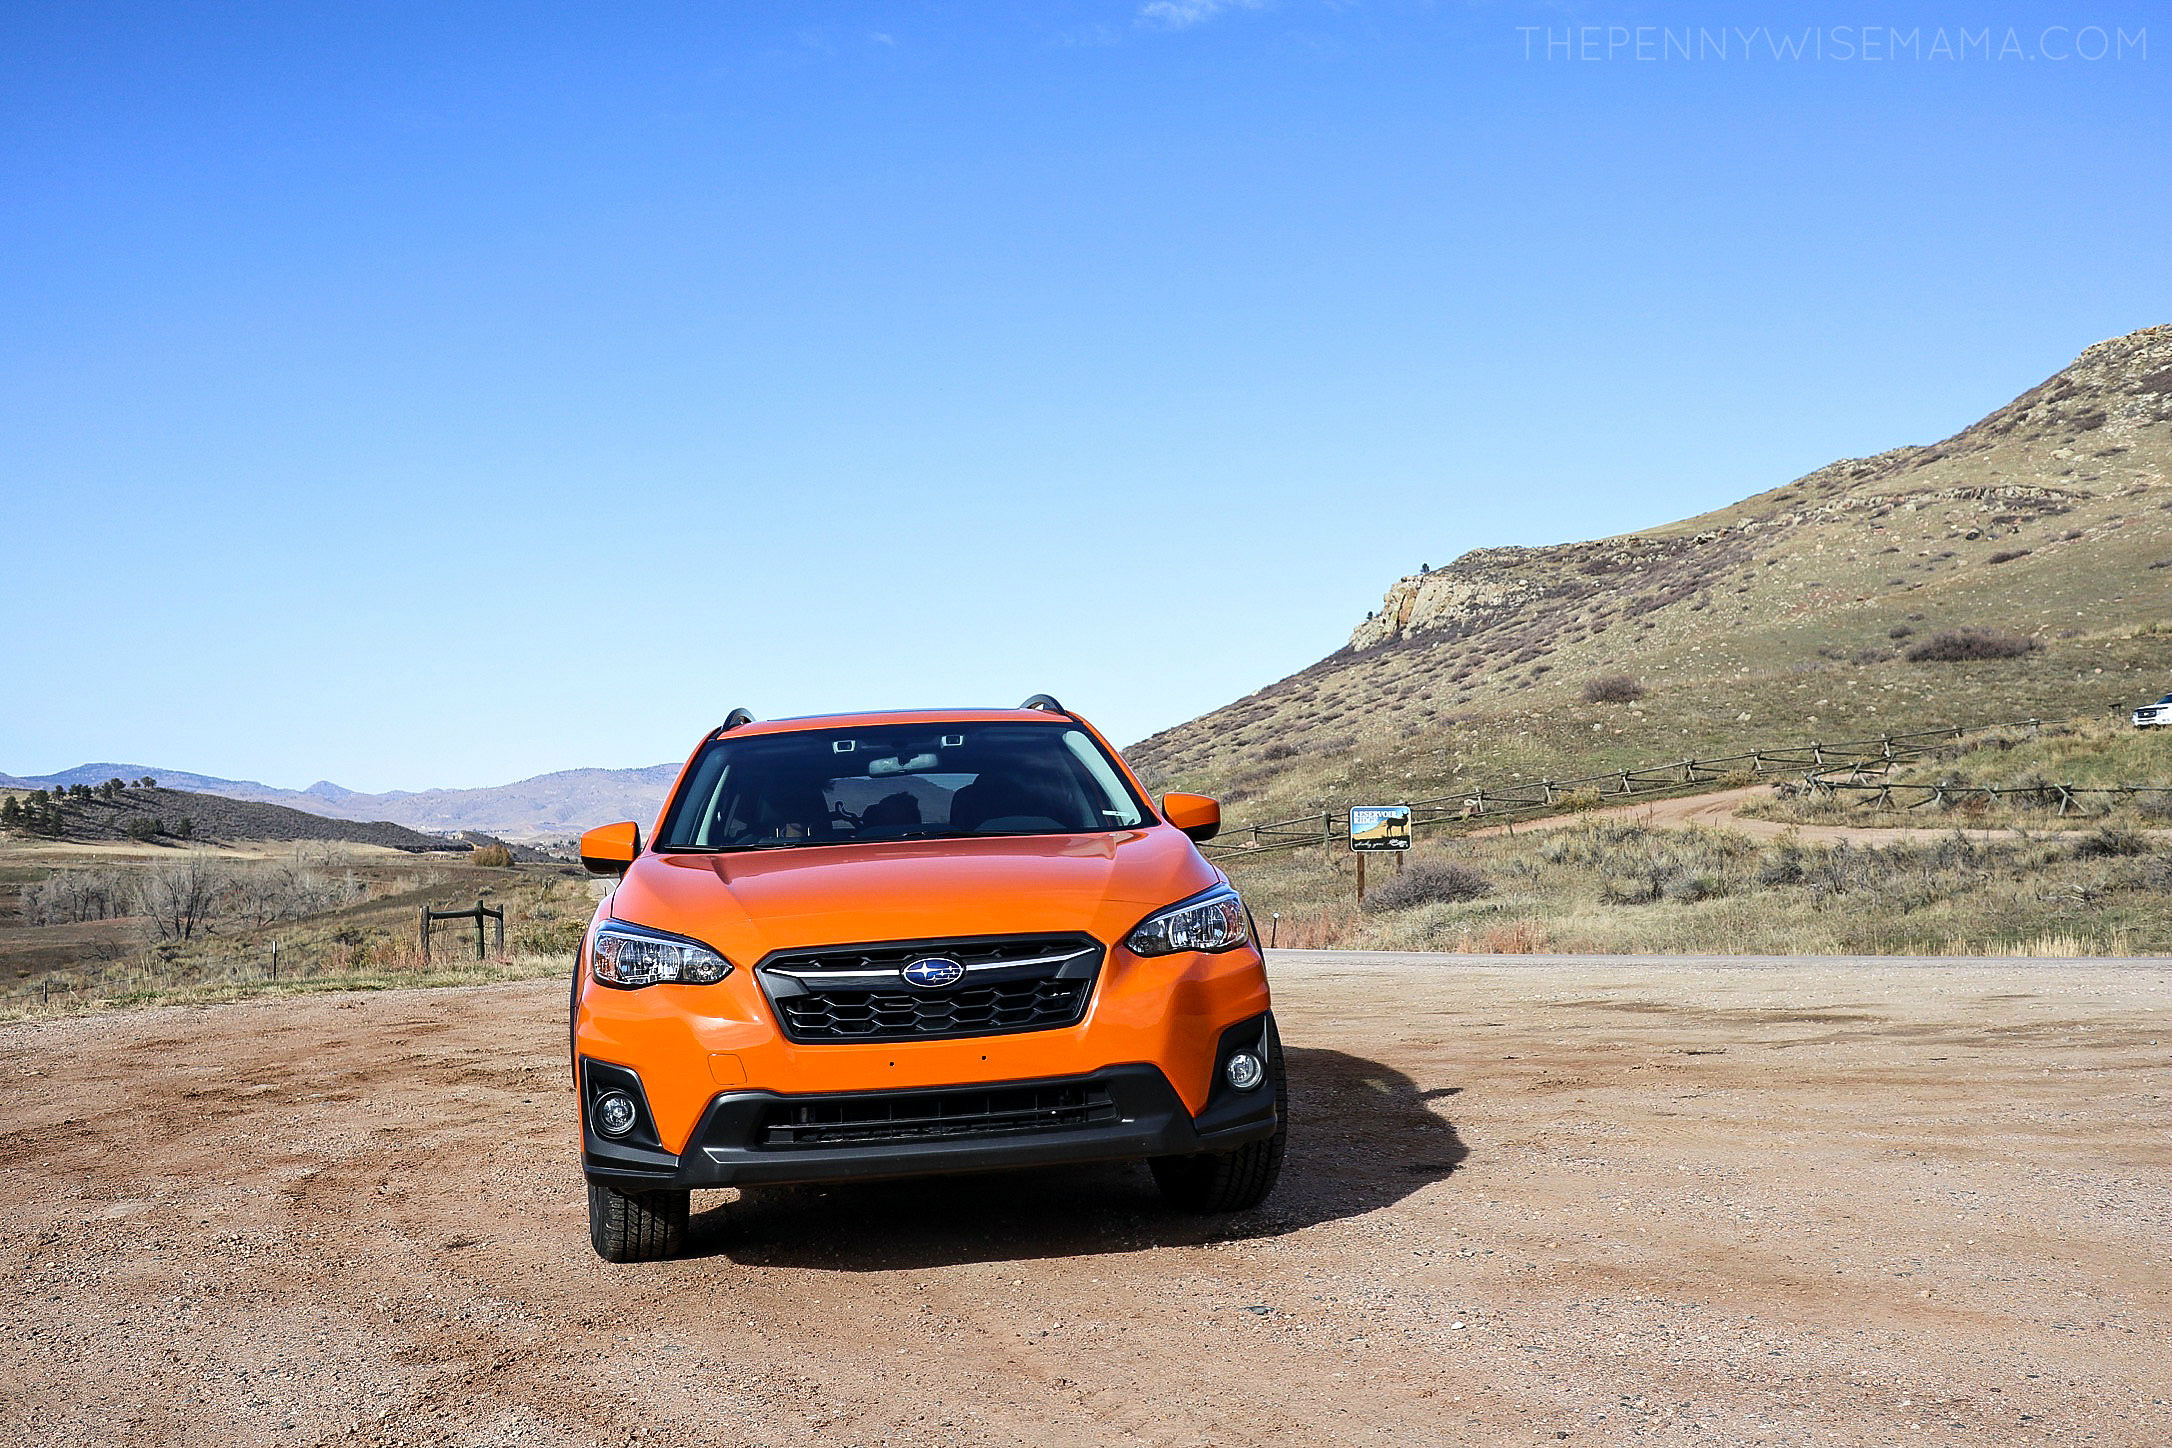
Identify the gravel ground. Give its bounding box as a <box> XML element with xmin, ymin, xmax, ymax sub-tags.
<box><xmin>2</xmin><ymin>950</ymin><xmax>2168</xmax><ymax>1447</ymax></box>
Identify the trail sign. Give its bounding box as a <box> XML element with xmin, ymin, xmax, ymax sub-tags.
<box><xmin>1348</xmin><ymin>805</ymin><xmax>1412</xmax><ymax>852</ymax></box>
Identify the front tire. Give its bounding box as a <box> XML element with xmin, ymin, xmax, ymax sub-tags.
<box><xmin>587</xmin><ymin>1180</ymin><xmax>688</xmax><ymax>1262</ymax></box>
<box><xmin>1151</xmin><ymin>1029</ymin><xmax>1287</xmax><ymax>1213</ymax></box>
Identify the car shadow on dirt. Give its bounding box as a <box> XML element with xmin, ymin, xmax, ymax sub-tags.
<box><xmin>689</xmin><ymin>1045</ymin><xmax>1468</xmax><ymax>1270</ymax></box>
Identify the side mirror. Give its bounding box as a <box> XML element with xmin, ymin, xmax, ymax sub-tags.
<box><xmin>579</xmin><ymin>821</ymin><xmax>641</xmax><ymax>876</ymax></box>
<box><xmin>1160</xmin><ymin>792</ymin><xmax>1220</xmax><ymax>843</ymax></box>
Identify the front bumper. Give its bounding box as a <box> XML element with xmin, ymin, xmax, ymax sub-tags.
<box><xmin>582</xmin><ymin>1019</ymin><xmax>1281</xmax><ymax>1191</ymax></box>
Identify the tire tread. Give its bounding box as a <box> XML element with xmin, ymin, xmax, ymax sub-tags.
<box><xmin>587</xmin><ymin>1181</ymin><xmax>688</xmax><ymax>1262</ymax></box>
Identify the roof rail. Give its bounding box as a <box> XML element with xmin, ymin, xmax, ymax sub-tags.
<box><xmin>1018</xmin><ymin>694</ymin><xmax>1066</xmax><ymax>714</ymax></box>
<box><xmin>718</xmin><ymin>707</ymin><xmax>755</xmax><ymax>732</ymax></box>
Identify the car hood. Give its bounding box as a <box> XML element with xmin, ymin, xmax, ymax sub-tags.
<box><xmin>609</xmin><ymin>825</ymin><xmax>1222</xmax><ymax>961</ymax></box>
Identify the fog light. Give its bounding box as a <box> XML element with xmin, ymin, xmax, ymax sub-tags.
<box><xmin>1225</xmin><ymin>1051</ymin><xmax>1265</xmax><ymax>1091</ymax></box>
<box><xmin>593</xmin><ymin>1089</ymin><xmax>638</xmax><ymax>1138</ymax></box>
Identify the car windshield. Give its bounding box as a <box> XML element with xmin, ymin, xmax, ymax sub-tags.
<box><xmin>657</xmin><ymin>721</ymin><xmax>1151</xmax><ymax>851</ymax></box>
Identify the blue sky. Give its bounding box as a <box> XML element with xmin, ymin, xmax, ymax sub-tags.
<box><xmin>3</xmin><ymin>1</ymin><xmax>2164</xmax><ymax>790</ymax></box>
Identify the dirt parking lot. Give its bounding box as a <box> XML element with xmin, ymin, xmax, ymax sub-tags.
<box><xmin>3</xmin><ymin>951</ymin><xmax>2168</xmax><ymax>1447</ymax></box>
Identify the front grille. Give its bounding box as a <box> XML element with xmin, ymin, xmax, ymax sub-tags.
<box><xmin>756</xmin><ymin>933</ymin><xmax>1103</xmax><ymax>1044</ymax></box>
<box><xmin>759</xmin><ymin>1081</ymin><xmax>1118</xmax><ymax>1147</ymax></box>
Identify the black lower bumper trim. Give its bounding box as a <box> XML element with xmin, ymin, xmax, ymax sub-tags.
<box><xmin>582</xmin><ymin>1057</ymin><xmax>1280</xmax><ymax>1191</ymax></box>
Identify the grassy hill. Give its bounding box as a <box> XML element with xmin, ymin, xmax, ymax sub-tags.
<box><xmin>1130</xmin><ymin>325</ymin><xmax>2172</xmax><ymax>822</ymax></box>
<box><xmin>0</xmin><ymin>786</ymin><xmax>462</xmax><ymax>852</ymax></box>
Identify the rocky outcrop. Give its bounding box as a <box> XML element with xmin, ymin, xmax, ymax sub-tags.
<box><xmin>1348</xmin><ymin>560</ymin><xmax>1543</xmax><ymax>649</ymax></box>
<box><xmin>1339</xmin><ymin>323</ymin><xmax>2172</xmax><ymax>653</ymax></box>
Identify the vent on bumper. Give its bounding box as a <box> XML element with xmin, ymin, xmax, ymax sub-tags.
<box><xmin>759</xmin><ymin>1081</ymin><xmax>1118</xmax><ymax>1147</ymax></box>
<box><xmin>756</xmin><ymin>934</ymin><xmax>1103</xmax><ymax>1044</ymax></box>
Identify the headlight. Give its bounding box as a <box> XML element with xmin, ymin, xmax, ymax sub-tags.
<box><xmin>590</xmin><ymin>921</ymin><xmax>733</xmax><ymax>988</ymax></box>
<box><xmin>1125</xmin><ymin>886</ymin><xmax>1250</xmax><ymax>956</ymax></box>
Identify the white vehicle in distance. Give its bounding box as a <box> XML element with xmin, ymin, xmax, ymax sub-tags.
<box><xmin>2134</xmin><ymin>692</ymin><xmax>2172</xmax><ymax>728</ymax></box>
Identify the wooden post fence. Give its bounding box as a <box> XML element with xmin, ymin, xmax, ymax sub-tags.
<box><xmin>421</xmin><ymin>898</ymin><xmax>506</xmax><ymax>964</ymax></box>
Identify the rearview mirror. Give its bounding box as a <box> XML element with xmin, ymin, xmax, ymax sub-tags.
<box><xmin>579</xmin><ymin>821</ymin><xmax>641</xmax><ymax>876</ymax></box>
<box><xmin>1160</xmin><ymin>792</ymin><xmax>1220</xmax><ymax>843</ymax></box>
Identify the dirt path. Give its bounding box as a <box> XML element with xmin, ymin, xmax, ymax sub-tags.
<box><xmin>4</xmin><ymin>953</ymin><xmax>2170</xmax><ymax>1447</ymax></box>
<box><xmin>1467</xmin><ymin>784</ymin><xmax>2149</xmax><ymax>844</ymax></box>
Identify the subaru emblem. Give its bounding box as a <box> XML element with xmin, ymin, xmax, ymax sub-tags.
<box><xmin>901</xmin><ymin>956</ymin><xmax>966</xmax><ymax>989</ymax></box>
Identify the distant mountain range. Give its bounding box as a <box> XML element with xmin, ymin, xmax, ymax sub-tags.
<box><xmin>0</xmin><ymin>762</ymin><xmax>681</xmax><ymax>841</ymax></box>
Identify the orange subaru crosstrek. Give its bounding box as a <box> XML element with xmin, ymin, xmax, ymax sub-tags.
<box><xmin>571</xmin><ymin>697</ymin><xmax>1283</xmax><ymax>1261</ymax></box>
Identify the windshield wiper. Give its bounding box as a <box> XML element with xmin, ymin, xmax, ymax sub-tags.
<box><xmin>658</xmin><ymin>839</ymin><xmax>825</xmax><ymax>853</ymax></box>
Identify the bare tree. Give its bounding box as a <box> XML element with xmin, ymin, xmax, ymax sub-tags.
<box><xmin>135</xmin><ymin>853</ymin><xmax>232</xmax><ymax>942</ymax></box>
<box><xmin>228</xmin><ymin>859</ymin><xmax>364</xmax><ymax>927</ymax></box>
<box><xmin>293</xmin><ymin>840</ymin><xmax>354</xmax><ymax>870</ymax></box>
<box><xmin>22</xmin><ymin>869</ymin><xmax>131</xmax><ymax>925</ymax></box>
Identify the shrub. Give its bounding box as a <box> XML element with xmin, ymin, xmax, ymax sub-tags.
<box><xmin>1904</xmin><ymin>629</ymin><xmax>2039</xmax><ymax>662</ymax></box>
<box><xmin>1365</xmin><ymin>860</ymin><xmax>1493</xmax><ymax>912</ymax></box>
<box><xmin>1582</xmin><ymin>674</ymin><xmax>1646</xmax><ymax>704</ymax></box>
<box><xmin>1754</xmin><ymin>845</ymin><xmax>1807</xmax><ymax>886</ymax></box>
<box><xmin>1600</xmin><ymin>874</ymin><xmax>1660</xmax><ymax>905</ymax></box>
<box><xmin>2075</xmin><ymin>826</ymin><xmax>2149</xmax><ymax>859</ymax></box>
<box><xmin>514</xmin><ymin>916</ymin><xmax>587</xmax><ymax>957</ymax></box>
<box><xmin>125</xmin><ymin>817</ymin><xmax>163</xmax><ymax>842</ymax></box>
<box><xmin>1662</xmin><ymin>873</ymin><xmax>1725</xmax><ymax>904</ymax></box>
<box><xmin>470</xmin><ymin>843</ymin><xmax>515</xmax><ymax>868</ymax></box>
<box><xmin>1887</xmin><ymin>625</ymin><xmax>1914</xmax><ymax>640</ymax></box>
<box><xmin>1985</xmin><ymin>549</ymin><xmax>2031</xmax><ymax>565</ymax></box>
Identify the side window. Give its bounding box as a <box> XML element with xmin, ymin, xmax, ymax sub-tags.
<box><xmin>1062</xmin><ymin>731</ymin><xmax>1143</xmax><ymax>826</ymax></box>
<box><xmin>668</xmin><ymin>751</ymin><xmax>732</xmax><ymax>846</ymax></box>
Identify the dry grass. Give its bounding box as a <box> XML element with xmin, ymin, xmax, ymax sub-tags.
<box><xmin>1234</xmin><ymin>820</ymin><xmax>2169</xmax><ymax>956</ymax></box>
<box><xmin>1741</xmin><ymin>716</ymin><xmax>2172</xmax><ymax>829</ymax></box>
<box><xmin>6</xmin><ymin>950</ymin><xmax>570</xmax><ymax>1022</ymax></box>
<box><xmin>2</xmin><ymin>850</ymin><xmax>599</xmax><ymax>1020</ymax></box>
